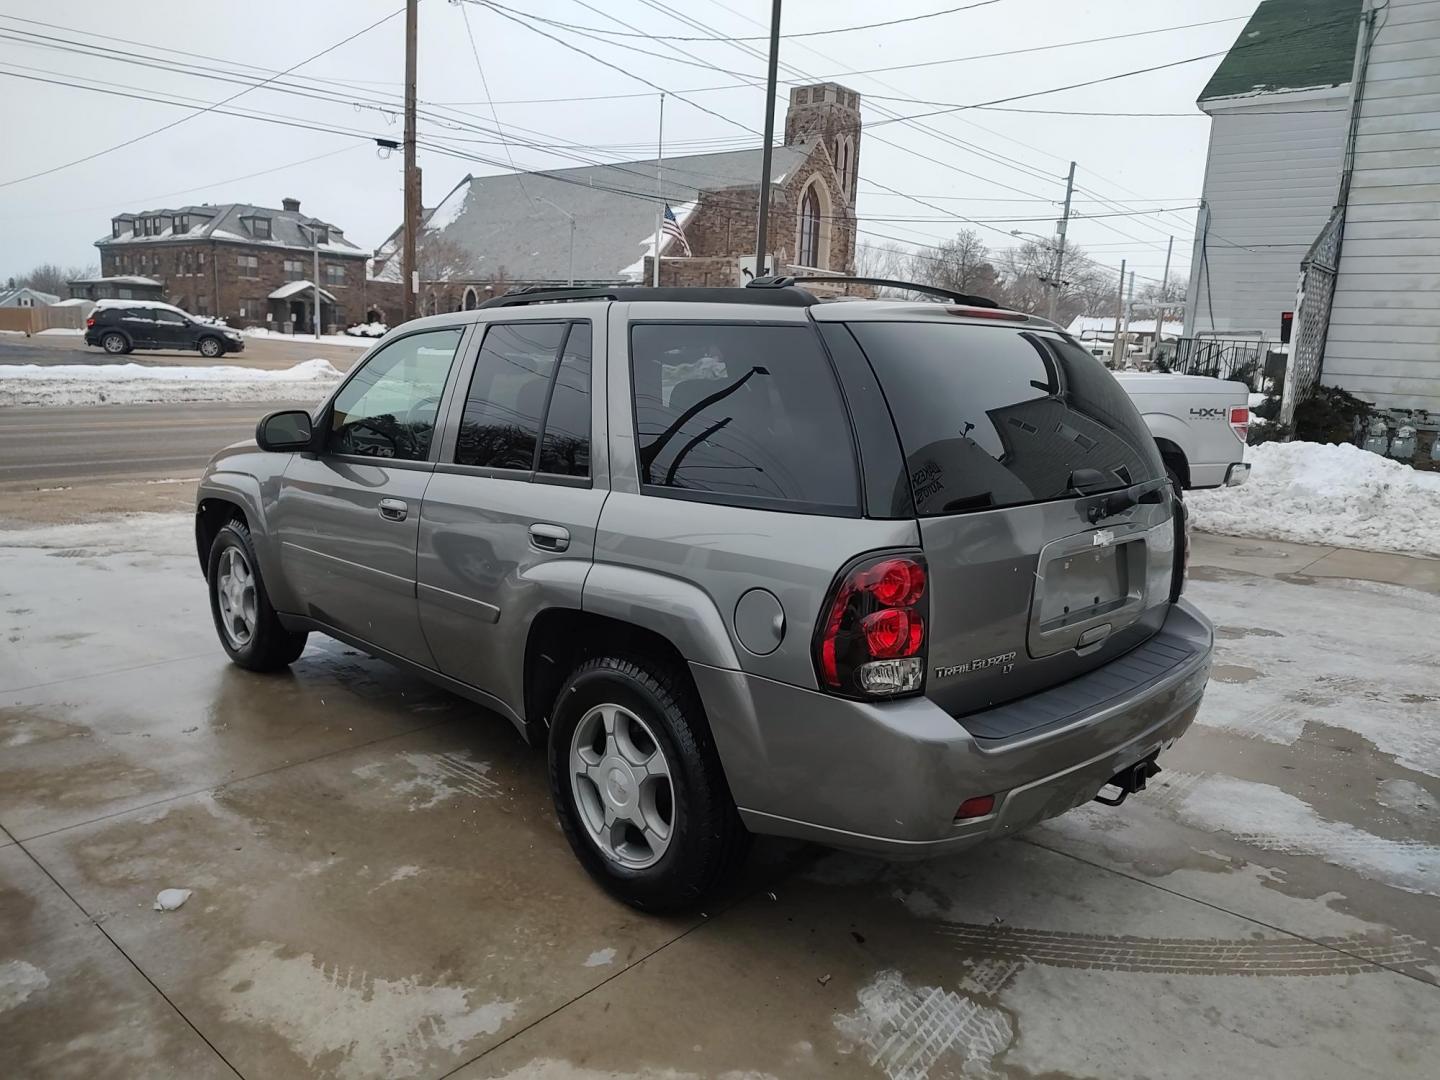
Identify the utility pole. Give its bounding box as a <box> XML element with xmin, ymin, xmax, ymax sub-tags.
<box><xmin>753</xmin><ymin>0</ymin><xmax>782</xmax><ymax>278</ymax></box>
<box><xmin>312</xmin><ymin>229</ymin><xmax>321</xmax><ymax>340</ymax></box>
<box><xmin>1155</xmin><ymin>234</ymin><xmax>1174</xmax><ymax>358</ymax></box>
<box><xmin>401</xmin><ymin>0</ymin><xmax>419</xmax><ymax>322</ymax></box>
<box><xmin>652</xmin><ymin>94</ymin><xmax>665</xmax><ymax>287</ymax></box>
<box><xmin>1120</xmin><ymin>270</ymin><xmax>1135</xmax><ymax>367</ymax></box>
<box><xmin>1111</xmin><ymin>259</ymin><xmax>1127</xmax><ymax>366</ymax></box>
<box><xmin>1048</xmin><ymin>160</ymin><xmax>1076</xmax><ymax>323</ymax></box>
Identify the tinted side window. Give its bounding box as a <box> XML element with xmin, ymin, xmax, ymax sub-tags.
<box><xmin>630</xmin><ymin>323</ymin><xmax>858</xmax><ymax>513</ymax></box>
<box><xmin>328</xmin><ymin>328</ymin><xmax>462</xmax><ymax>461</ymax></box>
<box><xmin>538</xmin><ymin>324</ymin><xmax>591</xmax><ymax>478</ymax></box>
<box><xmin>456</xmin><ymin>322</ymin><xmax>566</xmax><ymax>470</ymax></box>
<box><xmin>849</xmin><ymin>322</ymin><xmax>1163</xmax><ymax>516</ymax></box>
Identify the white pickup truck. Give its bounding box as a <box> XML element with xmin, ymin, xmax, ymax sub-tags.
<box><xmin>1113</xmin><ymin>372</ymin><xmax>1252</xmax><ymax>493</ymax></box>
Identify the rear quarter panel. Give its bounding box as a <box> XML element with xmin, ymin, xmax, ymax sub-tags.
<box><xmin>1118</xmin><ymin>375</ymin><xmax>1248</xmax><ymax>488</ymax></box>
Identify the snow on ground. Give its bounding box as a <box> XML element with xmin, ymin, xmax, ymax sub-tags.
<box><xmin>242</xmin><ymin>326</ymin><xmax>373</xmax><ymax>348</ymax></box>
<box><xmin>35</xmin><ymin>327</ymin><xmax>83</xmax><ymax>336</ymax></box>
<box><xmin>1188</xmin><ymin>441</ymin><xmax>1440</xmax><ymax>558</ymax></box>
<box><xmin>1188</xmin><ymin>571</ymin><xmax>1440</xmax><ymax>776</ymax></box>
<box><xmin>1169</xmin><ymin>772</ymin><xmax>1440</xmax><ymax>897</ymax></box>
<box><xmin>0</xmin><ymin>359</ymin><xmax>342</xmax><ymax>407</ymax></box>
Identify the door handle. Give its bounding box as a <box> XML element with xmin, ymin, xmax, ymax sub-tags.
<box><xmin>529</xmin><ymin>523</ymin><xmax>570</xmax><ymax>552</ymax></box>
<box><xmin>378</xmin><ymin>498</ymin><xmax>408</xmax><ymax>522</ymax></box>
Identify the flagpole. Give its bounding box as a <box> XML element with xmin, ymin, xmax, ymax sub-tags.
<box><xmin>652</xmin><ymin>93</ymin><xmax>665</xmax><ymax>288</ymax></box>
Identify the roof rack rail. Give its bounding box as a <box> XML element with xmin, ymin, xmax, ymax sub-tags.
<box><xmin>746</xmin><ymin>275</ymin><xmax>1001</xmax><ymax>309</ymax></box>
<box><xmin>478</xmin><ymin>285</ymin><xmax>816</xmax><ymax>309</ymax></box>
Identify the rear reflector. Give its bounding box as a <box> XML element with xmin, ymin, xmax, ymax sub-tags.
<box><xmin>1228</xmin><ymin>405</ymin><xmax>1249</xmax><ymax>443</ymax></box>
<box><xmin>956</xmin><ymin>795</ymin><xmax>996</xmax><ymax>819</ymax></box>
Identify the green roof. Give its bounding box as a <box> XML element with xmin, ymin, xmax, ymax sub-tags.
<box><xmin>1199</xmin><ymin>0</ymin><xmax>1361</xmax><ymax>102</ymax></box>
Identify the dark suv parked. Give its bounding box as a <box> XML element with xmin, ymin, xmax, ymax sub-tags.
<box><xmin>85</xmin><ymin>301</ymin><xmax>245</xmax><ymax>357</ymax></box>
<box><xmin>195</xmin><ymin>277</ymin><xmax>1213</xmax><ymax>911</ymax></box>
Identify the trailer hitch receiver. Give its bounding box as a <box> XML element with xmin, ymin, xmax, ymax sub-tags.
<box><xmin>1093</xmin><ymin>756</ymin><xmax>1161</xmax><ymax>807</ymax></box>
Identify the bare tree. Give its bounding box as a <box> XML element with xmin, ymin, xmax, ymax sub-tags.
<box><xmin>907</xmin><ymin>229</ymin><xmax>998</xmax><ymax>298</ymax></box>
<box><xmin>416</xmin><ymin>231</ymin><xmax>481</xmax><ymax>314</ymax></box>
<box><xmin>854</xmin><ymin>240</ymin><xmax>914</xmax><ymax>296</ymax></box>
<box><xmin>1134</xmin><ymin>271</ymin><xmax>1188</xmax><ymax>326</ymax></box>
<box><xmin>16</xmin><ymin>263</ymin><xmax>96</xmax><ymax>296</ymax></box>
<box><xmin>992</xmin><ymin>241</ymin><xmax>1116</xmax><ymax>326</ymax></box>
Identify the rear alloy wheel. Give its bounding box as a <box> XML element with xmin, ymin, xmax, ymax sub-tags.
<box><xmin>548</xmin><ymin>655</ymin><xmax>749</xmax><ymax>912</ymax></box>
<box><xmin>570</xmin><ymin>703</ymin><xmax>674</xmax><ymax>870</ymax></box>
<box><xmin>198</xmin><ymin>336</ymin><xmax>223</xmax><ymax>358</ymax></box>
<box><xmin>102</xmin><ymin>332</ymin><xmax>129</xmax><ymax>355</ymax></box>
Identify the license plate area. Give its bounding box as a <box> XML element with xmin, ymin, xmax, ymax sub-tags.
<box><xmin>1028</xmin><ymin>527</ymin><xmax>1149</xmax><ymax>658</ymax></box>
<box><xmin>1039</xmin><ymin>543</ymin><xmax>1132</xmax><ymax>631</ymax></box>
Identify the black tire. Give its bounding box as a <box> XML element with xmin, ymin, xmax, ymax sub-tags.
<box><xmin>206</xmin><ymin>518</ymin><xmax>307</xmax><ymax>671</ymax></box>
<box><xmin>197</xmin><ymin>335</ymin><xmax>224</xmax><ymax>358</ymax></box>
<box><xmin>101</xmin><ymin>332</ymin><xmax>130</xmax><ymax>355</ymax></box>
<box><xmin>1166</xmin><ymin>464</ymin><xmax>1185</xmax><ymax>498</ymax></box>
<box><xmin>548</xmin><ymin>655</ymin><xmax>750</xmax><ymax>913</ymax></box>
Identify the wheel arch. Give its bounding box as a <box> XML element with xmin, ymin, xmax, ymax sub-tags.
<box><xmin>1153</xmin><ymin>436</ymin><xmax>1190</xmax><ymax>488</ymax></box>
<box><xmin>523</xmin><ymin>607</ymin><xmax>704</xmax><ymax>744</ymax></box>
<box><xmin>194</xmin><ymin>474</ymin><xmax>277</xmax><ymax>586</ymax></box>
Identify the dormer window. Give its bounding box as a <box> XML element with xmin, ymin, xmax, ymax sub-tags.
<box><xmin>174</xmin><ymin>215</ymin><xmax>190</xmax><ymax>234</ymax></box>
<box><xmin>245</xmin><ymin>216</ymin><xmax>273</xmax><ymax>239</ymax></box>
<box><xmin>112</xmin><ymin>218</ymin><xmax>129</xmax><ymax>239</ymax></box>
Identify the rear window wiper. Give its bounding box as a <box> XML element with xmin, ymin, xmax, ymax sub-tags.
<box><xmin>1081</xmin><ymin>476</ymin><xmax>1172</xmax><ymax>524</ymax></box>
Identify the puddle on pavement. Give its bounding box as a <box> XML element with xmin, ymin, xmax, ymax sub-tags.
<box><xmin>1212</xmin><ymin>663</ymin><xmax>1264</xmax><ymax>683</ymax></box>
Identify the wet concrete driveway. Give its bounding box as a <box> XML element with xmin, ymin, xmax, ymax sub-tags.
<box><xmin>2</xmin><ymin>517</ymin><xmax>1437</xmax><ymax>1079</ymax></box>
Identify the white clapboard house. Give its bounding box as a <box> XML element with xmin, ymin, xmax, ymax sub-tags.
<box><xmin>1183</xmin><ymin>0</ymin><xmax>1440</xmax><ymax>414</ymax></box>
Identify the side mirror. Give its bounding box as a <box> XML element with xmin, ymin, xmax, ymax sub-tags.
<box><xmin>256</xmin><ymin>409</ymin><xmax>313</xmax><ymax>452</ymax></box>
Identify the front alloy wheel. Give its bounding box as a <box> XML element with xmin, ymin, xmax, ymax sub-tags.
<box><xmin>570</xmin><ymin>703</ymin><xmax>674</xmax><ymax>869</ymax></box>
<box><xmin>214</xmin><ymin>545</ymin><xmax>257</xmax><ymax>648</ymax></box>
<box><xmin>198</xmin><ymin>336</ymin><xmax>223</xmax><ymax>357</ymax></box>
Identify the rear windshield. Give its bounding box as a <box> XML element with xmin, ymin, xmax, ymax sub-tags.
<box><xmin>849</xmin><ymin>322</ymin><xmax>1162</xmax><ymax>516</ymax></box>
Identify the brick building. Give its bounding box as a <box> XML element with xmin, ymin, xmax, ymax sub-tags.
<box><xmin>372</xmin><ymin>82</ymin><xmax>862</xmax><ymax>309</ymax></box>
<box><xmin>95</xmin><ymin>198</ymin><xmax>395</xmax><ymax>332</ymax></box>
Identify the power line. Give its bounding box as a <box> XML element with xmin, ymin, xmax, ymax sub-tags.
<box><xmin>456</xmin><ymin>0</ymin><xmax>534</xmax><ymax>208</ymax></box>
<box><xmin>0</xmin><ymin>145</ymin><xmax>362</xmax><ymax>222</ymax></box>
<box><xmin>487</xmin><ymin>0</ymin><xmax>1005</xmax><ymax>42</ymax></box>
<box><xmin>0</xmin><ymin>4</ymin><xmax>407</xmax><ymax>189</ymax></box>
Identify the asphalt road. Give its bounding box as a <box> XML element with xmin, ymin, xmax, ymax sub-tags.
<box><xmin>0</xmin><ymin>333</ymin><xmax>362</xmax><ymax>370</ymax></box>
<box><xmin>0</xmin><ymin>400</ymin><xmax>307</xmax><ymax>488</ymax></box>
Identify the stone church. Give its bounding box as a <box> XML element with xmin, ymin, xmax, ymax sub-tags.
<box><xmin>373</xmin><ymin>82</ymin><xmax>861</xmax><ymax>308</ymax></box>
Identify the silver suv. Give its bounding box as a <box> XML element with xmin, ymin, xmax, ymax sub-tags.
<box><xmin>196</xmin><ymin>279</ymin><xmax>1213</xmax><ymax>911</ymax></box>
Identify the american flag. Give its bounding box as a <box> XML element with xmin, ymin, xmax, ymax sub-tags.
<box><xmin>662</xmin><ymin>204</ymin><xmax>691</xmax><ymax>256</ymax></box>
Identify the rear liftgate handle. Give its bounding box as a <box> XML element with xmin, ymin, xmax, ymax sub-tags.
<box><xmin>378</xmin><ymin>498</ymin><xmax>408</xmax><ymax>522</ymax></box>
<box><xmin>529</xmin><ymin>523</ymin><xmax>570</xmax><ymax>552</ymax></box>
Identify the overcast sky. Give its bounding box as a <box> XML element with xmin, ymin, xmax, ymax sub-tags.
<box><xmin>0</xmin><ymin>0</ymin><xmax>1251</xmax><ymax>288</ymax></box>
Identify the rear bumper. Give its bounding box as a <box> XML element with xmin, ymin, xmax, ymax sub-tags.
<box><xmin>693</xmin><ymin>599</ymin><xmax>1213</xmax><ymax>858</ymax></box>
<box><xmin>1189</xmin><ymin>461</ymin><xmax>1248</xmax><ymax>489</ymax></box>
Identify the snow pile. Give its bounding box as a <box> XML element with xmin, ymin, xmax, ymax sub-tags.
<box><xmin>242</xmin><ymin>326</ymin><xmax>371</xmax><ymax>348</ymax></box>
<box><xmin>1188</xmin><ymin>440</ymin><xmax>1440</xmax><ymax>557</ymax></box>
<box><xmin>0</xmin><ymin>359</ymin><xmax>343</xmax><ymax>407</ymax></box>
<box><xmin>345</xmin><ymin>321</ymin><xmax>388</xmax><ymax>338</ymax></box>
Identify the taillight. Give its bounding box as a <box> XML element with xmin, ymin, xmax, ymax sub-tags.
<box><xmin>1170</xmin><ymin>497</ymin><xmax>1190</xmax><ymax>602</ymax></box>
<box><xmin>1228</xmin><ymin>406</ymin><xmax>1249</xmax><ymax>443</ymax></box>
<box><xmin>85</xmin><ymin>317</ymin><xmax>95</xmax><ymax>328</ymax></box>
<box><xmin>816</xmin><ymin>553</ymin><xmax>928</xmax><ymax>698</ymax></box>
